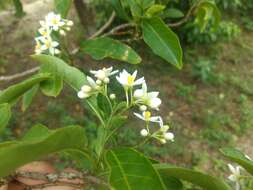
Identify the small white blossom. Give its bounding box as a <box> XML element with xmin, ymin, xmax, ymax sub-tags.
<box><xmin>134</xmin><ymin>111</ymin><xmax>160</xmax><ymax>123</ymax></box>
<box><xmin>77</xmin><ymin>91</ymin><xmax>90</xmax><ymax>99</ymax></box>
<box><xmin>140</xmin><ymin>129</ymin><xmax>148</xmax><ymax>137</ymax></box>
<box><xmin>45</xmin><ymin>12</ymin><xmax>65</xmax><ymax>31</ymax></box>
<box><xmin>110</xmin><ymin>94</ymin><xmax>116</xmax><ymax>100</ymax></box>
<box><xmin>228</xmin><ymin>164</ymin><xmax>241</xmax><ymax>190</ymax></box>
<box><xmin>90</xmin><ymin>67</ymin><xmax>118</xmax><ymax>81</ymax></box>
<box><xmin>116</xmin><ymin>70</ymin><xmax>145</xmax><ymax>88</ymax></box>
<box><xmin>164</xmin><ymin>132</ymin><xmax>174</xmax><ymax>141</ymax></box>
<box><xmin>40</xmin><ymin>36</ymin><xmax>60</xmax><ymax>55</ymax></box>
<box><xmin>134</xmin><ymin>82</ymin><xmax>161</xmax><ymax>110</ymax></box>
<box><xmin>139</xmin><ymin>105</ymin><xmax>147</xmax><ymax>111</ymax></box>
<box><xmin>81</xmin><ymin>85</ymin><xmax>92</xmax><ymax>93</ymax></box>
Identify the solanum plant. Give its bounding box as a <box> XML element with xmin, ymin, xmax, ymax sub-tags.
<box><xmin>0</xmin><ymin>1</ymin><xmax>252</xmax><ymax>190</ymax></box>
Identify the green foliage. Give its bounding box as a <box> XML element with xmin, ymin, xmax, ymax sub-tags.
<box><xmin>0</xmin><ymin>124</ymin><xmax>87</xmax><ymax>177</ymax></box>
<box><xmin>54</xmin><ymin>0</ymin><xmax>72</xmax><ymax>18</ymax></box>
<box><xmin>221</xmin><ymin>148</ymin><xmax>253</xmax><ymax>175</ymax></box>
<box><xmin>106</xmin><ymin>148</ymin><xmax>167</xmax><ymax>190</ymax></box>
<box><xmin>0</xmin><ymin>73</ymin><xmax>51</xmax><ymax>104</ymax></box>
<box><xmin>21</xmin><ymin>85</ymin><xmax>39</xmax><ymax>112</ymax></box>
<box><xmin>32</xmin><ymin>54</ymin><xmax>87</xmax><ymax>95</ymax></box>
<box><xmin>155</xmin><ymin>164</ymin><xmax>231</xmax><ymax>190</ymax></box>
<box><xmin>81</xmin><ymin>37</ymin><xmax>142</xmax><ymax>64</ymax></box>
<box><xmin>142</xmin><ymin>17</ymin><xmax>183</xmax><ymax>69</ymax></box>
<box><xmin>12</xmin><ymin>0</ymin><xmax>25</xmax><ymax>17</ymax></box>
<box><xmin>0</xmin><ymin>103</ymin><xmax>11</xmax><ymax>133</ymax></box>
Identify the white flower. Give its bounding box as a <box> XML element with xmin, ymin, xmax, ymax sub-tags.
<box><xmin>134</xmin><ymin>111</ymin><xmax>160</xmax><ymax>123</ymax></box>
<box><xmin>140</xmin><ymin>129</ymin><xmax>148</xmax><ymax>137</ymax></box>
<box><xmin>45</xmin><ymin>12</ymin><xmax>65</xmax><ymax>31</ymax></box>
<box><xmin>77</xmin><ymin>91</ymin><xmax>90</xmax><ymax>99</ymax></box>
<box><xmin>110</xmin><ymin>94</ymin><xmax>116</xmax><ymax>100</ymax></box>
<box><xmin>139</xmin><ymin>105</ymin><xmax>147</xmax><ymax>111</ymax></box>
<box><xmin>134</xmin><ymin>82</ymin><xmax>161</xmax><ymax>110</ymax></box>
<box><xmin>35</xmin><ymin>39</ymin><xmax>43</xmax><ymax>54</ymax></box>
<box><xmin>116</xmin><ymin>70</ymin><xmax>145</xmax><ymax>88</ymax></box>
<box><xmin>164</xmin><ymin>132</ymin><xmax>174</xmax><ymax>141</ymax></box>
<box><xmin>90</xmin><ymin>67</ymin><xmax>118</xmax><ymax>82</ymax></box>
<box><xmin>228</xmin><ymin>164</ymin><xmax>241</xmax><ymax>190</ymax></box>
<box><xmin>38</xmin><ymin>27</ymin><xmax>51</xmax><ymax>37</ymax></box>
<box><xmin>39</xmin><ymin>36</ymin><xmax>60</xmax><ymax>55</ymax></box>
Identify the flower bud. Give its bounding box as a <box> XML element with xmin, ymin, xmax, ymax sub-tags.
<box><xmin>110</xmin><ymin>94</ymin><xmax>116</xmax><ymax>100</ymax></box>
<box><xmin>54</xmin><ymin>49</ymin><xmax>61</xmax><ymax>54</ymax></box>
<box><xmin>96</xmin><ymin>70</ymin><xmax>106</xmax><ymax>80</ymax></box>
<box><xmin>77</xmin><ymin>91</ymin><xmax>89</xmax><ymax>99</ymax></box>
<box><xmin>67</xmin><ymin>20</ymin><xmax>74</xmax><ymax>26</ymax></box>
<box><xmin>103</xmin><ymin>77</ymin><xmax>110</xmax><ymax>84</ymax></box>
<box><xmin>164</xmin><ymin>132</ymin><xmax>174</xmax><ymax>141</ymax></box>
<box><xmin>160</xmin><ymin>125</ymin><xmax>169</xmax><ymax>132</ymax></box>
<box><xmin>160</xmin><ymin>139</ymin><xmax>166</xmax><ymax>144</ymax></box>
<box><xmin>140</xmin><ymin>129</ymin><xmax>148</xmax><ymax>137</ymax></box>
<box><xmin>81</xmin><ymin>85</ymin><xmax>92</xmax><ymax>93</ymax></box>
<box><xmin>96</xmin><ymin>80</ymin><xmax>102</xmax><ymax>85</ymax></box>
<box><xmin>139</xmin><ymin>105</ymin><xmax>147</xmax><ymax>111</ymax></box>
<box><xmin>66</xmin><ymin>27</ymin><xmax>71</xmax><ymax>31</ymax></box>
<box><xmin>59</xmin><ymin>30</ymin><xmax>66</xmax><ymax>36</ymax></box>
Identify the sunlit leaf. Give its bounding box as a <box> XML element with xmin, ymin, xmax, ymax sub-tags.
<box><xmin>81</xmin><ymin>37</ymin><xmax>142</xmax><ymax>64</ymax></box>
<box><xmin>21</xmin><ymin>84</ymin><xmax>39</xmax><ymax>112</ymax></box>
<box><xmin>142</xmin><ymin>17</ymin><xmax>183</xmax><ymax>69</ymax></box>
<box><xmin>54</xmin><ymin>0</ymin><xmax>72</xmax><ymax>18</ymax></box>
<box><xmin>0</xmin><ymin>103</ymin><xmax>11</xmax><ymax>134</ymax></box>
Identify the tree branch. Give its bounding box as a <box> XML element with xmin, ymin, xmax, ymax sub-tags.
<box><xmin>88</xmin><ymin>11</ymin><xmax>116</xmax><ymax>39</ymax></box>
<box><xmin>0</xmin><ymin>67</ymin><xmax>39</xmax><ymax>82</ymax></box>
<box><xmin>102</xmin><ymin>23</ymin><xmax>135</xmax><ymax>37</ymax></box>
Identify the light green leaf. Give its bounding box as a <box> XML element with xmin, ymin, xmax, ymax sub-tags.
<box><xmin>81</xmin><ymin>37</ymin><xmax>142</xmax><ymax>64</ymax></box>
<box><xmin>0</xmin><ymin>103</ymin><xmax>11</xmax><ymax>133</ymax></box>
<box><xmin>162</xmin><ymin>8</ymin><xmax>184</xmax><ymax>18</ymax></box>
<box><xmin>154</xmin><ymin>164</ymin><xmax>231</xmax><ymax>190</ymax></box>
<box><xmin>54</xmin><ymin>0</ymin><xmax>72</xmax><ymax>18</ymax></box>
<box><xmin>221</xmin><ymin>148</ymin><xmax>253</xmax><ymax>175</ymax></box>
<box><xmin>0</xmin><ymin>125</ymin><xmax>87</xmax><ymax>178</ymax></box>
<box><xmin>142</xmin><ymin>17</ymin><xmax>183</xmax><ymax>69</ymax></box>
<box><xmin>145</xmin><ymin>4</ymin><xmax>165</xmax><ymax>17</ymax></box>
<box><xmin>106</xmin><ymin>148</ymin><xmax>167</xmax><ymax>190</ymax></box>
<box><xmin>137</xmin><ymin>0</ymin><xmax>154</xmax><ymax>10</ymax></box>
<box><xmin>194</xmin><ymin>1</ymin><xmax>221</xmax><ymax>32</ymax></box>
<box><xmin>0</xmin><ymin>73</ymin><xmax>51</xmax><ymax>104</ymax></box>
<box><xmin>21</xmin><ymin>84</ymin><xmax>39</xmax><ymax>112</ymax></box>
<box><xmin>32</xmin><ymin>54</ymin><xmax>87</xmax><ymax>96</ymax></box>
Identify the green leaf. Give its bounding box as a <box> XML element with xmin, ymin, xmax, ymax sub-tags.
<box><xmin>54</xmin><ymin>0</ymin><xmax>72</xmax><ymax>18</ymax></box>
<box><xmin>0</xmin><ymin>103</ymin><xmax>11</xmax><ymax>133</ymax></box>
<box><xmin>22</xmin><ymin>124</ymin><xmax>50</xmax><ymax>141</ymax></box>
<box><xmin>162</xmin><ymin>8</ymin><xmax>184</xmax><ymax>18</ymax></box>
<box><xmin>0</xmin><ymin>73</ymin><xmax>51</xmax><ymax>104</ymax></box>
<box><xmin>126</xmin><ymin>0</ymin><xmax>142</xmax><ymax>18</ymax></box>
<box><xmin>137</xmin><ymin>0</ymin><xmax>155</xmax><ymax>10</ymax></box>
<box><xmin>97</xmin><ymin>94</ymin><xmax>111</xmax><ymax>116</ymax></box>
<box><xmin>81</xmin><ymin>37</ymin><xmax>142</xmax><ymax>64</ymax></box>
<box><xmin>32</xmin><ymin>54</ymin><xmax>87</xmax><ymax>96</ymax></box>
<box><xmin>106</xmin><ymin>148</ymin><xmax>167</xmax><ymax>190</ymax></box>
<box><xmin>142</xmin><ymin>17</ymin><xmax>183</xmax><ymax>69</ymax></box>
<box><xmin>110</xmin><ymin>0</ymin><xmax>130</xmax><ymax>21</ymax></box>
<box><xmin>195</xmin><ymin>1</ymin><xmax>221</xmax><ymax>32</ymax></box>
<box><xmin>221</xmin><ymin>148</ymin><xmax>253</xmax><ymax>175</ymax></box>
<box><xmin>160</xmin><ymin>174</ymin><xmax>183</xmax><ymax>190</ymax></box>
<box><xmin>21</xmin><ymin>84</ymin><xmax>39</xmax><ymax>112</ymax></box>
<box><xmin>154</xmin><ymin>164</ymin><xmax>231</xmax><ymax>190</ymax></box>
<box><xmin>12</xmin><ymin>0</ymin><xmax>25</xmax><ymax>17</ymax></box>
<box><xmin>145</xmin><ymin>4</ymin><xmax>165</xmax><ymax>17</ymax></box>
<box><xmin>0</xmin><ymin>125</ymin><xmax>87</xmax><ymax>178</ymax></box>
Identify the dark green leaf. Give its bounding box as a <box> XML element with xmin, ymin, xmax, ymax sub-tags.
<box><xmin>154</xmin><ymin>164</ymin><xmax>231</xmax><ymax>190</ymax></box>
<box><xmin>221</xmin><ymin>148</ymin><xmax>253</xmax><ymax>175</ymax></box>
<box><xmin>54</xmin><ymin>0</ymin><xmax>72</xmax><ymax>18</ymax></box>
<box><xmin>142</xmin><ymin>17</ymin><xmax>183</xmax><ymax>69</ymax></box>
<box><xmin>106</xmin><ymin>148</ymin><xmax>167</xmax><ymax>190</ymax></box>
<box><xmin>0</xmin><ymin>125</ymin><xmax>87</xmax><ymax>178</ymax></box>
<box><xmin>81</xmin><ymin>37</ymin><xmax>141</xmax><ymax>64</ymax></box>
<box><xmin>12</xmin><ymin>0</ymin><xmax>25</xmax><ymax>17</ymax></box>
<box><xmin>32</xmin><ymin>54</ymin><xmax>87</xmax><ymax>96</ymax></box>
<box><xmin>21</xmin><ymin>84</ymin><xmax>39</xmax><ymax>112</ymax></box>
<box><xmin>0</xmin><ymin>73</ymin><xmax>51</xmax><ymax>104</ymax></box>
<box><xmin>0</xmin><ymin>103</ymin><xmax>11</xmax><ymax>134</ymax></box>
<box><xmin>97</xmin><ymin>94</ymin><xmax>111</xmax><ymax>116</ymax></box>
<box><xmin>110</xmin><ymin>0</ymin><xmax>130</xmax><ymax>21</ymax></box>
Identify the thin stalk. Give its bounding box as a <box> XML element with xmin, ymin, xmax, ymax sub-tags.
<box><xmin>87</xmin><ymin>100</ymin><xmax>105</xmax><ymax>127</ymax></box>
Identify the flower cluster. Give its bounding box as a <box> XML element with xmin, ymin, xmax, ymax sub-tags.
<box><xmin>77</xmin><ymin>67</ymin><xmax>174</xmax><ymax>144</ymax></box>
<box><xmin>35</xmin><ymin>12</ymin><xmax>73</xmax><ymax>55</ymax></box>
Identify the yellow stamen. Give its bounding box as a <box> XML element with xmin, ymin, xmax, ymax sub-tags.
<box><xmin>127</xmin><ymin>75</ymin><xmax>135</xmax><ymax>85</ymax></box>
<box><xmin>45</xmin><ymin>40</ymin><xmax>51</xmax><ymax>48</ymax></box>
<box><xmin>52</xmin><ymin>18</ymin><xmax>58</xmax><ymax>25</ymax></box>
<box><xmin>144</xmin><ymin>111</ymin><xmax>151</xmax><ymax>120</ymax></box>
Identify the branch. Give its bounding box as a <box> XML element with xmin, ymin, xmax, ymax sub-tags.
<box><xmin>168</xmin><ymin>1</ymin><xmax>201</xmax><ymax>27</ymax></box>
<box><xmin>9</xmin><ymin>171</ymin><xmax>111</xmax><ymax>189</ymax></box>
<box><xmin>0</xmin><ymin>67</ymin><xmax>39</xmax><ymax>82</ymax></box>
<box><xmin>88</xmin><ymin>11</ymin><xmax>116</xmax><ymax>39</ymax></box>
<box><xmin>102</xmin><ymin>23</ymin><xmax>135</xmax><ymax>37</ymax></box>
